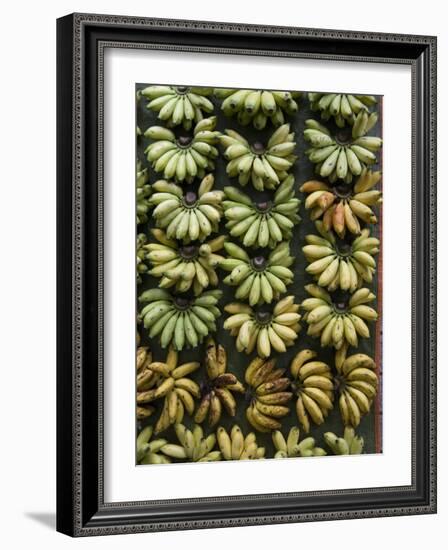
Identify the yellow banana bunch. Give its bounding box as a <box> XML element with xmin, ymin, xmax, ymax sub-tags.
<box><xmin>214</xmin><ymin>88</ymin><xmax>300</xmax><ymax>129</ymax></box>
<box><xmin>217</xmin><ymin>425</ymin><xmax>266</xmax><ymax>460</ymax></box>
<box><xmin>308</xmin><ymin>92</ymin><xmax>377</xmax><ymax>128</ymax></box>
<box><xmin>304</xmin><ymin>119</ymin><xmax>382</xmax><ymax>183</ymax></box>
<box><xmin>300</xmin><ymin>169</ymin><xmax>382</xmax><ymax>237</ymax></box>
<box><xmin>136</xmin><ymin>346</ymin><xmax>156</xmax><ymax>420</ymax></box>
<box><xmin>161</xmin><ymin>423</ymin><xmax>222</xmax><ymax>462</ymax></box>
<box><xmin>303</xmin><ymin>222</ymin><xmax>380</xmax><ymax>291</ymax></box>
<box><xmin>220</xmin><ymin>124</ymin><xmax>297</xmax><ymax>191</ymax></box>
<box><xmin>136</xmin><ymin>347</ymin><xmax>201</xmax><ymax>433</ymax></box>
<box><xmin>141</xmin><ymin>85</ymin><xmax>214</xmax><ymax>130</ymax></box>
<box><xmin>324</xmin><ymin>426</ymin><xmax>364</xmax><ymax>455</ymax></box>
<box><xmin>142</xmin><ymin>229</ymin><xmax>225</xmax><ymax>295</ymax></box>
<box><xmin>272</xmin><ymin>426</ymin><xmax>326</xmax><ymax>458</ymax></box>
<box><xmin>148</xmin><ymin>175</ymin><xmax>224</xmax><ymax>242</ymax></box>
<box><xmin>137</xmin><ymin>426</ymin><xmax>172</xmax><ymax>464</ymax></box>
<box><xmin>289</xmin><ymin>349</ymin><xmax>334</xmax><ymax>432</ymax></box>
<box><xmin>139</xmin><ymin>288</ymin><xmax>222</xmax><ymax>350</ymax></box>
<box><xmin>244</xmin><ymin>357</ymin><xmax>292</xmax><ymax>432</ymax></box>
<box><xmin>334</xmin><ymin>344</ymin><xmax>378</xmax><ymax>427</ymax></box>
<box><xmin>220</xmin><ymin>241</ymin><xmax>295</xmax><ymax>305</ymax></box>
<box><xmin>224</xmin><ymin>296</ymin><xmax>301</xmax><ymax>357</ymax></box>
<box><xmin>145</xmin><ymin>117</ymin><xmax>220</xmax><ymax>183</ymax></box>
<box><xmin>136</xmin><ymin>161</ymin><xmax>151</xmax><ymax>225</ymax></box>
<box><xmin>301</xmin><ymin>285</ymin><xmax>378</xmax><ymax>349</ymax></box>
<box><xmin>223</xmin><ymin>176</ymin><xmax>301</xmax><ymax>247</ymax></box>
<box><xmin>195</xmin><ymin>338</ymin><xmax>245</xmax><ymax>427</ymax></box>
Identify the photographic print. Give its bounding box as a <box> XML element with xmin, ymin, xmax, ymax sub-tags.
<box><xmin>135</xmin><ymin>85</ymin><xmax>383</xmax><ymax>464</ymax></box>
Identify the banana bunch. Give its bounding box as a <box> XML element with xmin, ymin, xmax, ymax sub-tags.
<box><xmin>149</xmin><ymin>175</ymin><xmax>224</xmax><ymax>241</ymax></box>
<box><xmin>324</xmin><ymin>427</ymin><xmax>364</xmax><ymax>455</ymax></box>
<box><xmin>289</xmin><ymin>349</ymin><xmax>334</xmax><ymax>432</ymax></box>
<box><xmin>335</xmin><ymin>346</ymin><xmax>378</xmax><ymax>427</ymax></box>
<box><xmin>308</xmin><ymin>93</ymin><xmax>377</xmax><ymax>127</ymax></box>
<box><xmin>301</xmin><ymin>285</ymin><xmax>378</xmax><ymax>349</ymax></box>
<box><xmin>137</xmin><ymin>426</ymin><xmax>172</xmax><ymax>465</ymax></box>
<box><xmin>141</xmin><ymin>85</ymin><xmax>214</xmax><ymax>130</ymax></box>
<box><xmin>272</xmin><ymin>427</ymin><xmax>326</xmax><ymax>458</ymax></box>
<box><xmin>223</xmin><ymin>176</ymin><xmax>300</xmax><ymax>247</ymax></box>
<box><xmin>303</xmin><ymin>222</ymin><xmax>380</xmax><ymax>291</ymax></box>
<box><xmin>244</xmin><ymin>357</ymin><xmax>292</xmax><ymax>432</ymax></box>
<box><xmin>300</xmin><ymin>169</ymin><xmax>382</xmax><ymax>236</ymax></box>
<box><xmin>136</xmin><ymin>346</ymin><xmax>156</xmax><ymax>419</ymax></box>
<box><xmin>142</xmin><ymin>229</ymin><xmax>225</xmax><ymax>295</ymax></box>
<box><xmin>214</xmin><ymin>88</ymin><xmax>300</xmax><ymax>129</ymax></box>
<box><xmin>137</xmin><ymin>233</ymin><xmax>149</xmax><ymax>284</ymax></box>
<box><xmin>139</xmin><ymin>288</ymin><xmax>222</xmax><ymax>349</ymax></box>
<box><xmin>136</xmin><ymin>347</ymin><xmax>200</xmax><ymax>433</ymax></box>
<box><xmin>220</xmin><ymin>124</ymin><xmax>297</xmax><ymax>191</ymax></box>
<box><xmin>220</xmin><ymin>241</ymin><xmax>294</xmax><ymax>305</ymax></box>
<box><xmin>224</xmin><ymin>296</ymin><xmax>301</xmax><ymax>357</ymax></box>
<box><xmin>136</xmin><ymin>162</ymin><xmax>151</xmax><ymax>225</ymax></box>
<box><xmin>217</xmin><ymin>425</ymin><xmax>266</xmax><ymax>460</ymax></box>
<box><xmin>303</xmin><ymin>119</ymin><xmax>382</xmax><ymax>183</ymax></box>
<box><xmin>195</xmin><ymin>338</ymin><xmax>245</xmax><ymax>426</ymax></box>
<box><xmin>145</xmin><ymin>117</ymin><xmax>220</xmax><ymax>183</ymax></box>
<box><xmin>161</xmin><ymin>423</ymin><xmax>221</xmax><ymax>462</ymax></box>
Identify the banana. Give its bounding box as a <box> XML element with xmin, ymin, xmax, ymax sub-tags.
<box><xmin>303</xmin><ymin>222</ymin><xmax>379</xmax><ymax>289</ymax></box>
<box><xmin>302</xmin><ymin>285</ymin><xmax>377</xmax><ymax>349</ymax></box>
<box><xmin>220</xmin><ymin>124</ymin><xmax>297</xmax><ymax>191</ymax></box>
<box><xmin>244</xmin><ymin>357</ymin><xmax>292</xmax><ymax>431</ymax></box>
<box><xmin>139</xmin><ymin>288</ymin><xmax>222</xmax><ymax>350</ymax></box>
<box><xmin>215</xmin><ymin>88</ymin><xmax>300</xmax><ymax>128</ymax></box>
<box><xmin>170</xmin><ymin>424</ymin><xmax>221</xmax><ymax>462</ymax></box>
<box><xmin>194</xmin><ymin>338</ymin><xmax>244</xmax><ymax>426</ymax></box>
<box><xmin>224</xmin><ymin>296</ymin><xmax>301</xmax><ymax>357</ymax></box>
<box><xmin>146</xmin><ymin>117</ymin><xmax>220</xmax><ymax>182</ymax></box>
<box><xmin>289</xmin><ymin>350</ymin><xmax>333</xmax><ymax>432</ymax></box>
<box><xmin>136</xmin><ymin>347</ymin><xmax>200</xmax><ymax>434</ymax></box>
<box><xmin>272</xmin><ymin>427</ymin><xmax>326</xmax><ymax>458</ymax></box>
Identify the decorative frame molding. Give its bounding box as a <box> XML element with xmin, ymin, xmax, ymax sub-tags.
<box><xmin>57</xmin><ymin>13</ymin><xmax>437</xmax><ymax>537</ymax></box>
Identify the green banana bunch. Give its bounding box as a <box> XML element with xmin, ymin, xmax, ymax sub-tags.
<box><xmin>334</xmin><ymin>344</ymin><xmax>378</xmax><ymax>427</ymax></box>
<box><xmin>148</xmin><ymin>174</ymin><xmax>224</xmax><ymax>242</ymax></box>
<box><xmin>301</xmin><ymin>285</ymin><xmax>378</xmax><ymax>349</ymax></box>
<box><xmin>324</xmin><ymin>426</ymin><xmax>364</xmax><ymax>455</ymax></box>
<box><xmin>161</xmin><ymin>423</ymin><xmax>221</xmax><ymax>462</ymax></box>
<box><xmin>308</xmin><ymin>93</ymin><xmax>377</xmax><ymax>127</ymax></box>
<box><xmin>217</xmin><ymin>425</ymin><xmax>266</xmax><ymax>459</ymax></box>
<box><xmin>137</xmin><ymin>233</ymin><xmax>149</xmax><ymax>284</ymax></box>
<box><xmin>220</xmin><ymin>241</ymin><xmax>294</xmax><ymax>305</ymax></box>
<box><xmin>142</xmin><ymin>229</ymin><xmax>225</xmax><ymax>295</ymax></box>
<box><xmin>141</xmin><ymin>85</ymin><xmax>214</xmax><ymax>130</ymax></box>
<box><xmin>224</xmin><ymin>296</ymin><xmax>301</xmax><ymax>357</ymax></box>
<box><xmin>289</xmin><ymin>349</ymin><xmax>334</xmax><ymax>432</ymax></box>
<box><xmin>300</xmin><ymin>169</ymin><xmax>382</xmax><ymax>237</ymax></box>
<box><xmin>304</xmin><ymin>118</ymin><xmax>382</xmax><ymax>183</ymax></box>
<box><xmin>244</xmin><ymin>357</ymin><xmax>292</xmax><ymax>432</ymax></box>
<box><xmin>137</xmin><ymin>426</ymin><xmax>172</xmax><ymax>464</ymax></box>
<box><xmin>214</xmin><ymin>88</ymin><xmax>300</xmax><ymax>129</ymax></box>
<box><xmin>136</xmin><ymin>346</ymin><xmax>156</xmax><ymax>420</ymax></box>
<box><xmin>195</xmin><ymin>338</ymin><xmax>245</xmax><ymax>427</ymax></box>
<box><xmin>136</xmin><ymin>347</ymin><xmax>200</xmax><ymax>433</ymax></box>
<box><xmin>223</xmin><ymin>176</ymin><xmax>301</xmax><ymax>248</ymax></box>
<box><xmin>145</xmin><ymin>117</ymin><xmax>220</xmax><ymax>183</ymax></box>
<box><xmin>220</xmin><ymin>124</ymin><xmax>297</xmax><ymax>191</ymax></box>
<box><xmin>139</xmin><ymin>288</ymin><xmax>222</xmax><ymax>349</ymax></box>
<box><xmin>136</xmin><ymin>162</ymin><xmax>151</xmax><ymax>225</ymax></box>
<box><xmin>272</xmin><ymin>427</ymin><xmax>326</xmax><ymax>458</ymax></box>
<box><xmin>303</xmin><ymin>222</ymin><xmax>380</xmax><ymax>291</ymax></box>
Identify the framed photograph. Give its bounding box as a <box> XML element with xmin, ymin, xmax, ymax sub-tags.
<box><xmin>57</xmin><ymin>13</ymin><xmax>437</xmax><ymax>537</ymax></box>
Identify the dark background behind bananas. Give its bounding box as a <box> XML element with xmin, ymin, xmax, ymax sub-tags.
<box><xmin>136</xmin><ymin>83</ymin><xmax>383</xmax><ymax>462</ymax></box>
